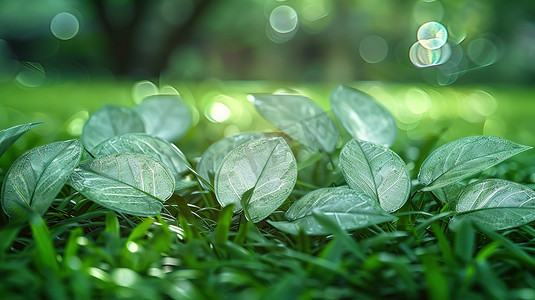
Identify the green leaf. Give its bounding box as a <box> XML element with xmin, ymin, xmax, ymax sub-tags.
<box><xmin>174</xmin><ymin>176</ymin><xmax>198</xmax><ymax>193</ymax></box>
<box><xmin>432</xmin><ymin>181</ymin><xmax>466</xmax><ymax>204</ymax></box>
<box><xmin>340</xmin><ymin>139</ymin><xmax>410</xmax><ymax>212</ymax></box>
<box><xmin>133</xmin><ymin>95</ymin><xmax>192</xmax><ymax>141</ymax></box>
<box><xmin>269</xmin><ymin>187</ymin><xmax>396</xmax><ymax>235</ymax></box>
<box><xmin>250</xmin><ymin>94</ymin><xmax>339</xmax><ymax>152</ymax></box>
<box><xmin>330</xmin><ymin>85</ymin><xmax>397</xmax><ymax>147</ymax></box>
<box><xmin>91</xmin><ymin>133</ymin><xmax>190</xmax><ymax>186</ymax></box>
<box><xmin>1</xmin><ymin>139</ymin><xmax>83</xmax><ymax>219</ymax></box>
<box><xmin>215</xmin><ymin>137</ymin><xmax>297</xmax><ymax>223</ymax></box>
<box><xmin>81</xmin><ymin>105</ymin><xmax>145</xmax><ymax>151</ymax></box>
<box><xmin>418</xmin><ymin>136</ymin><xmax>531</xmax><ymax>191</ymax></box>
<box><xmin>449</xmin><ymin>179</ymin><xmax>535</xmax><ymax>231</ymax></box>
<box><xmin>68</xmin><ymin>153</ymin><xmax>175</xmax><ymax>216</ymax></box>
<box><xmin>197</xmin><ymin>132</ymin><xmax>270</xmax><ymax>186</ymax></box>
<box><xmin>0</xmin><ymin>122</ymin><xmax>41</xmax><ymax>158</ymax></box>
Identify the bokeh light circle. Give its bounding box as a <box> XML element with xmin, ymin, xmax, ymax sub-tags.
<box><xmin>132</xmin><ymin>80</ymin><xmax>158</xmax><ymax>104</ymax></box>
<box><xmin>413</xmin><ymin>1</ymin><xmax>444</xmax><ymax>24</ymax></box>
<box><xmin>467</xmin><ymin>90</ymin><xmax>497</xmax><ymax>116</ymax></box>
<box><xmin>467</xmin><ymin>38</ymin><xmax>498</xmax><ymax>66</ymax></box>
<box><xmin>112</xmin><ymin>268</ymin><xmax>138</xmax><ymax>287</ymax></box>
<box><xmin>483</xmin><ymin>118</ymin><xmax>505</xmax><ymax>137</ymax></box>
<box><xmin>50</xmin><ymin>12</ymin><xmax>80</xmax><ymax>40</ymax></box>
<box><xmin>209</xmin><ymin>102</ymin><xmax>230</xmax><ymax>122</ymax></box>
<box><xmin>67</xmin><ymin>111</ymin><xmax>89</xmax><ymax>136</ymax></box>
<box><xmin>436</xmin><ymin>42</ymin><xmax>451</xmax><ymax>64</ymax></box>
<box><xmin>15</xmin><ymin>62</ymin><xmax>46</xmax><ymax>88</ymax></box>
<box><xmin>299</xmin><ymin>0</ymin><xmax>331</xmax><ymax>33</ymax></box>
<box><xmin>205</xmin><ymin>95</ymin><xmax>236</xmax><ymax>123</ymax></box>
<box><xmin>417</xmin><ymin>21</ymin><xmax>447</xmax><ymax>50</ymax></box>
<box><xmin>359</xmin><ymin>35</ymin><xmax>389</xmax><ymax>63</ymax></box>
<box><xmin>405</xmin><ymin>88</ymin><xmax>432</xmax><ymax>114</ymax></box>
<box><xmin>447</xmin><ymin>23</ymin><xmax>467</xmax><ymax>44</ymax></box>
<box><xmin>410</xmin><ymin>41</ymin><xmax>451</xmax><ymax>68</ymax></box>
<box><xmin>266</xmin><ymin>23</ymin><xmax>297</xmax><ymax>43</ymax></box>
<box><xmin>159</xmin><ymin>85</ymin><xmax>180</xmax><ymax>96</ymax></box>
<box><xmin>435</xmin><ymin>43</ymin><xmax>466</xmax><ymax>85</ymax></box>
<box><xmin>269</xmin><ymin>5</ymin><xmax>298</xmax><ymax>34</ymax></box>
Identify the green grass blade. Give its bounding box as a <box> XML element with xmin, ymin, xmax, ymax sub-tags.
<box><xmin>475</xmin><ymin>260</ymin><xmax>507</xmax><ymax>299</ymax></box>
<box><xmin>430</xmin><ymin>222</ymin><xmax>456</xmax><ymax>267</ymax></box>
<box><xmin>233</xmin><ymin>215</ymin><xmax>251</xmax><ymax>245</ymax></box>
<box><xmin>105</xmin><ymin>211</ymin><xmax>120</xmax><ymax>235</ymax></box>
<box><xmin>215</xmin><ymin>204</ymin><xmax>235</xmax><ymax>244</ymax></box>
<box><xmin>127</xmin><ymin>218</ymin><xmax>155</xmax><ymax>242</ymax></box>
<box><xmin>63</xmin><ymin>227</ymin><xmax>83</xmax><ymax>268</ymax></box>
<box><xmin>474</xmin><ymin>222</ymin><xmax>535</xmax><ymax>268</ymax></box>
<box><xmin>29</xmin><ymin>214</ymin><xmax>60</xmax><ymax>274</ymax></box>
<box><xmin>421</xmin><ymin>253</ymin><xmax>450</xmax><ymax>300</ymax></box>
<box><xmin>312</xmin><ymin>210</ymin><xmax>365</xmax><ymax>260</ymax></box>
<box><xmin>454</xmin><ymin>218</ymin><xmax>475</xmax><ymax>263</ymax></box>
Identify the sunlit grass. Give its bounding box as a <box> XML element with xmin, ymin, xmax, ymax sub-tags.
<box><xmin>2</xmin><ymin>81</ymin><xmax>534</xmax><ymax>155</ymax></box>
<box><xmin>2</xmin><ymin>81</ymin><xmax>535</xmax><ymax>298</ymax></box>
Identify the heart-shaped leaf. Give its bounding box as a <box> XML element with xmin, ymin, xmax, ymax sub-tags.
<box><xmin>0</xmin><ymin>122</ymin><xmax>41</xmax><ymax>158</ymax></box>
<box><xmin>269</xmin><ymin>187</ymin><xmax>396</xmax><ymax>235</ymax></box>
<box><xmin>133</xmin><ymin>95</ymin><xmax>192</xmax><ymax>141</ymax></box>
<box><xmin>68</xmin><ymin>153</ymin><xmax>175</xmax><ymax>216</ymax></box>
<box><xmin>449</xmin><ymin>179</ymin><xmax>535</xmax><ymax>231</ymax></box>
<box><xmin>330</xmin><ymin>85</ymin><xmax>397</xmax><ymax>147</ymax></box>
<box><xmin>1</xmin><ymin>139</ymin><xmax>83</xmax><ymax>219</ymax></box>
<box><xmin>215</xmin><ymin>137</ymin><xmax>297</xmax><ymax>223</ymax></box>
<box><xmin>81</xmin><ymin>105</ymin><xmax>145</xmax><ymax>151</ymax></box>
<box><xmin>418</xmin><ymin>136</ymin><xmax>531</xmax><ymax>191</ymax></box>
<box><xmin>340</xmin><ymin>139</ymin><xmax>410</xmax><ymax>212</ymax></box>
<box><xmin>250</xmin><ymin>94</ymin><xmax>339</xmax><ymax>152</ymax></box>
<box><xmin>91</xmin><ymin>133</ymin><xmax>190</xmax><ymax>187</ymax></box>
<box><xmin>197</xmin><ymin>132</ymin><xmax>271</xmax><ymax>185</ymax></box>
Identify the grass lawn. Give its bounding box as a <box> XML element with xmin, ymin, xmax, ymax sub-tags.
<box><xmin>1</xmin><ymin>80</ymin><xmax>535</xmax><ymax>299</ymax></box>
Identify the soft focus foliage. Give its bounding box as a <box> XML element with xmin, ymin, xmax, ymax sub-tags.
<box><xmin>1</xmin><ymin>0</ymin><xmax>535</xmax><ymax>298</ymax></box>
<box><xmin>0</xmin><ymin>0</ymin><xmax>535</xmax><ymax>83</ymax></box>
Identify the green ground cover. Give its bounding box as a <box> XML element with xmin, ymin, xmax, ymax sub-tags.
<box><xmin>1</xmin><ymin>81</ymin><xmax>535</xmax><ymax>299</ymax></box>
<box><xmin>2</xmin><ymin>81</ymin><xmax>534</xmax><ymax>153</ymax></box>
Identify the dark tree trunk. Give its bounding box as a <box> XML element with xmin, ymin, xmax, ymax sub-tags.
<box><xmin>90</xmin><ymin>0</ymin><xmax>214</xmax><ymax>78</ymax></box>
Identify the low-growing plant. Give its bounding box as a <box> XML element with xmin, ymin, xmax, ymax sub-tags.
<box><xmin>1</xmin><ymin>85</ymin><xmax>534</xmax><ymax>299</ymax></box>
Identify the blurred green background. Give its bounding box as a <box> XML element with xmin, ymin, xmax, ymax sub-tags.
<box><xmin>1</xmin><ymin>0</ymin><xmax>535</xmax><ymax>83</ymax></box>
<box><xmin>1</xmin><ymin>0</ymin><xmax>535</xmax><ymax>170</ymax></box>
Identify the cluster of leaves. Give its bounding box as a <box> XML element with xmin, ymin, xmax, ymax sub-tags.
<box><xmin>1</xmin><ymin>95</ymin><xmax>193</xmax><ymax>220</ymax></box>
<box><xmin>3</xmin><ymin>86</ymin><xmax>532</xmax><ymax>233</ymax></box>
<box><xmin>1</xmin><ymin>85</ymin><xmax>535</xmax><ymax>299</ymax></box>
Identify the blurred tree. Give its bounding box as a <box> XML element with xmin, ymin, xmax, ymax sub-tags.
<box><xmin>91</xmin><ymin>0</ymin><xmax>214</xmax><ymax>78</ymax></box>
<box><xmin>1</xmin><ymin>0</ymin><xmax>535</xmax><ymax>83</ymax></box>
